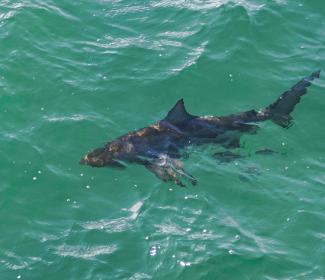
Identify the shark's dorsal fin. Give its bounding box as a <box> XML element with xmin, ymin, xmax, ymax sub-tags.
<box><xmin>163</xmin><ymin>99</ymin><xmax>196</xmax><ymax>125</ymax></box>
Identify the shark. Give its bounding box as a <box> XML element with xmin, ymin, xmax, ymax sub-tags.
<box><xmin>80</xmin><ymin>70</ymin><xmax>321</xmax><ymax>187</ymax></box>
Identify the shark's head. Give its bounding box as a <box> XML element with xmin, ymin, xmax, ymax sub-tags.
<box><xmin>80</xmin><ymin>147</ymin><xmax>125</xmax><ymax>169</ymax></box>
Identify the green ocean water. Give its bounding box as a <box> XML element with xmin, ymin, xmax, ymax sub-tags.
<box><xmin>1</xmin><ymin>0</ymin><xmax>325</xmax><ymax>279</ymax></box>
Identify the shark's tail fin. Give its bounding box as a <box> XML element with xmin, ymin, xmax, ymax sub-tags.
<box><xmin>257</xmin><ymin>70</ymin><xmax>321</xmax><ymax>128</ymax></box>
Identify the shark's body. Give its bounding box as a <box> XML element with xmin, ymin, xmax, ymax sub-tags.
<box><xmin>81</xmin><ymin>71</ymin><xmax>321</xmax><ymax>187</ymax></box>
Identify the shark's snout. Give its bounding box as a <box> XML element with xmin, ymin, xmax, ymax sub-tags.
<box><xmin>80</xmin><ymin>148</ymin><xmax>107</xmax><ymax>167</ymax></box>
<box><xmin>79</xmin><ymin>155</ymin><xmax>88</xmax><ymax>165</ymax></box>
<box><xmin>80</xmin><ymin>147</ymin><xmax>126</xmax><ymax>169</ymax></box>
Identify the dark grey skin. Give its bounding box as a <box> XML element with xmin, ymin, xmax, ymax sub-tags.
<box><xmin>80</xmin><ymin>70</ymin><xmax>320</xmax><ymax>187</ymax></box>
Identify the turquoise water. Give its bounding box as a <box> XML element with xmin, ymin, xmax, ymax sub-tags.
<box><xmin>1</xmin><ymin>1</ymin><xmax>325</xmax><ymax>279</ymax></box>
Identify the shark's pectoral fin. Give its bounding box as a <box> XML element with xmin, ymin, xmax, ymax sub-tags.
<box><xmin>144</xmin><ymin>163</ymin><xmax>186</xmax><ymax>187</ymax></box>
<box><xmin>170</xmin><ymin>158</ymin><xmax>197</xmax><ymax>185</ymax></box>
<box><xmin>142</xmin><ymin>156</ymin><xmax>197</xmax><ymax>187</ymax></box>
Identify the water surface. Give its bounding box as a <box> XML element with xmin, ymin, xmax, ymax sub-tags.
<box><xmin>1</xmin><ymin>1</ymin><xmax>325</xmax><ymax>279</ymax></box>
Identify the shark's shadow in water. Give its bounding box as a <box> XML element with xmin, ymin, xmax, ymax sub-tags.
<box><xmin>80</xmin><ymin>71</ymin><xmax>321</xmax><ymax>187</ymax></box>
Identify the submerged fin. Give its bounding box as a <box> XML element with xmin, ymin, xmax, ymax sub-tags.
<box><xmin>258</xmin><ymin>70</ymin><xmax>321</xmax><ymax>127</ymax></box>
<box><xmin>255</xmin><ymin>148</ymin><xmax>278</xmax><ymax>155</ymax></box>
<box><xmin>213</xmin><ymin>151</ymin><xmax>244</xmax><ymax>163</ymax></box>
<box><xmin>163</xmin><ymin>99</ymin><xmax>196</xmax><ymax>126</ymax></box>
<box><xmin>222</xmin><ymin>137</ymin><xmax>241</xmax><ymax>149</ymax></box>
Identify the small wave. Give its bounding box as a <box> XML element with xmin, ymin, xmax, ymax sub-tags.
<box><xmin>172</xmin><ymin>41</ymin><xmax>208</xmax><ymax>73</ymax></box>
<box><xmin>24</xmin><ymin>2</ymin><xmax>79</xmax><ymax>22</ymax></box>
<box><xmin>129</xmin><ymin>201</ymin><xmax>144</xmax><ymax>219</ymax></box>
<box><xmin>0</xmin><ymin>10</ymin><xmax>16</xmax><ymax>21</ymax></box>
<box><xmin>151</xmin><ymin>0</ymin><xmax>264</xmax><ymax>12</ymax></box>
<box><xmin>43</xmin><ymin>114</ymin><xmax>86</xmax><ymax>122</ymax></box>
<box><xmin>150</xmin><ymin>0</ymin><xmax>226</xmax><ymax>11</ymax></box>
<box><xmin>83</xmin><ymin>217</ymin><xmax>132</xmax><ymax>233</ymax></box>
<box><xmin>129</xmin><ymin>273</ymin><xmax>151</xmax><ymax>280</ymax></box>
<box><xmin>155</xmin><ymin>223</ymin><xmax>188</xmax><ymax>235</ymax></box>
<box><xmin>108</xmin><ymin>5</ymin><xmax>150</xmax><ymax>17</ymax></box>
<box><xmin>82</xmin><ymin>201</ymin><xmax>143</xmax><ymax>232</ymax></box>
<box><xmin>0</xmin><ymin>7</ymin><xmax>19</xmax><ymax>29</ymax></box>
<box><xmin>2</xmin><ymin>251</ymin><xmax>45</xmax><ymax>271</ymax></box>
<box><xmin>86</xmin><ymin>34</ymin><xmax>154</xmax><ymax>50</ymax></box>
<box><xmin>235</xmin><ymin>0</ymin><xmax>265</xmax><ymax>11</ymax></box>
<box><xmin>158</xmin><ymin>31</ymin><xmax>197</xmax><ymax>39</ymax></box>
<box><xmin>56</xmin><ymin>244</ymin><xmax>117</xmax><ymax>260</ymax></box>
<box><xmin>45</xmin><ymin>164</ymin><xmax>80</xmax><ymax>180</ymax></box>
<box><xmin>88</xmin><ymin>31</ymin><xmax>197</xmax><ymax>52</ymax></box>
<box><xmin>221</xmin><ymin>215</ymin><xmax>274</xmax><ymax>254</ymax></box>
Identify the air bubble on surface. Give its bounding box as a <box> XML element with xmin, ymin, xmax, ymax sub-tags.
<box><xmin>179</xmin><ymin>261</ymin><xmax>191</xmax><ymax>267</ymax></box>
<box><xmin>150</xmin><ymin>246</ymin><xmax>157</xmax><ymax>256</ymax></box>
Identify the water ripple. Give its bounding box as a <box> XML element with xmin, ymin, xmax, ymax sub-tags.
<box><xmin>43</xmin><ymin>114</ymin><xmax>86</xmax><ymax>122</ymax></box>
<box><xmin>82</xmin><ymin>201</ymin><xmax>144</xmax><ymax>233</ymax></box>
<box><xmin>108</xmin><ymin>5</ymin><xmax>150</xmax><ymax>17</ymax></box>
<box><xmin>172</xmin><ymin>41</ymin><xmax>208</xmax><ymax>73</ymax></box>
<box><xmin>158</xmin><ymin>31</ymin><xmax>197</xmax><ymax>39</ymax></box>
<box><xmin>129</xmin><ymin>273</ymin><xmax>152</xmax><ymax>280</ymax></box>
<box><xmin>0</xmin><ymin>10</ymin><xmax>16</xmax><ymax>21</ymax></box>
<box><xmin>150</xmin><ymin>0</ymin><xmax>227</xmax><ymax>11</ymax></box>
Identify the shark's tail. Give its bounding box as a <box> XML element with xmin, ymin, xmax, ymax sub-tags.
<box><xmin>257</xmin><ymin>70</ymin><xmax>321</xmax><ymax>128</ymax></box>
